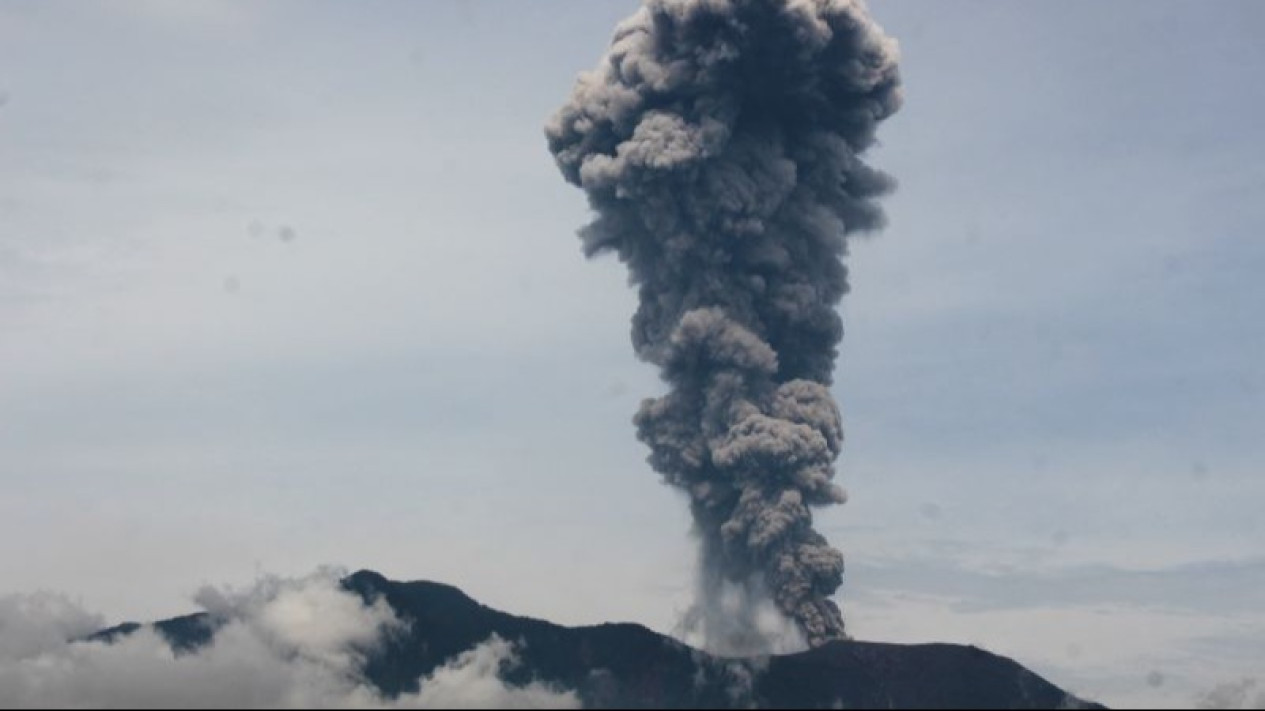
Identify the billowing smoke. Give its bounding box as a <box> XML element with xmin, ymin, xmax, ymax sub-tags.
<box><xmin>546</xmin><ymin>0</ymin><xmax>900</xmax><ymax>650</ymax></box>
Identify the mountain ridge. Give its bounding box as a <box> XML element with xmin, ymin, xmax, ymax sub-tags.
<box><xmin>89</xmin><ymin>569</ymin><xmax>1105</xmax><ymax>709</ymax></box>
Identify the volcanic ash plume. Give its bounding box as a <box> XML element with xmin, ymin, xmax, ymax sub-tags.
<box><xmin>546</xmin><ymin>0</ymin><xmax>901</xmax><ymax>650</ymax></box>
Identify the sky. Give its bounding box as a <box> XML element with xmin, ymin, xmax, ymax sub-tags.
<box><xmin>1</xmin><ymin>1</ymin><xmax>1263</xmax><ymax>708</ymax></box>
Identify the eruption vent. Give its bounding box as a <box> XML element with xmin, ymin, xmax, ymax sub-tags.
<box><xmin>547</xmin><ymin>0</ymin><xmax>901</xmax><ymax>650</ymax></box>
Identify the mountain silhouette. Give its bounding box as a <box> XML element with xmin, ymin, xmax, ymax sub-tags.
<box><xmin>90</xmin><ymin>570</ymin><xmax>1104</xmax><ymax>709</ymax></box>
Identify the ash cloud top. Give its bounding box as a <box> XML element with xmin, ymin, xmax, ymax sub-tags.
<box><xmin>547</xmin><ymin>0</ymin><xmax>901</xmax><ymax>650</ymax></box>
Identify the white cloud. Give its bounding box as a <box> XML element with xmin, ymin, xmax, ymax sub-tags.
<box><xmin>0</xmin><ymin>570</ymin><xmax>580</xmax><ymax>709</ymax></box>
<box><xmin>0</xmin><ymin>593</ymin><xmax>104</xmax><ymax>662</ymax></box>
<box><xmin>403</xmin><ymin>636</ymin><xmax>580</xmax><ymax>710</ymax></box>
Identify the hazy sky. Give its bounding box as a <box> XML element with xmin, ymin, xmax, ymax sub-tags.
<box><xmin>1</xmin><ymin>2</ymin><xmax>1262</xmax><ymax>708</ymax></box>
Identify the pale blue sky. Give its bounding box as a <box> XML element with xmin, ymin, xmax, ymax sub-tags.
<box><xmin>1</xmin><ymin>2</ymin><xmax>1262</xmax><ymax>708</ymax></box>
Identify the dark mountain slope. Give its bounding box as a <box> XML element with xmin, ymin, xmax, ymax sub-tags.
<box><xmin>92</xmin><ymin>569</ymin><xmax>1104</xmax><ymax>709</ymax></box>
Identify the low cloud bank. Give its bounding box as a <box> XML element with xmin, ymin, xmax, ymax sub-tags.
<box><xmin>0</xmin><ymin>570</ymin><xmax>580</xmax><ymax>709</ymax></box>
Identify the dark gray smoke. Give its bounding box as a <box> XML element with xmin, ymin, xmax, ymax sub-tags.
<box><xmin>546</xmin><ymin>0</ymin><xmax>900</xmax><ymax>650</ymax></box>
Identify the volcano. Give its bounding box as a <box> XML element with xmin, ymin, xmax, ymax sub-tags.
<box><xmin>89</xmin><ymin>570</ymin><xmax>1104</xmax><ymax>709</ymax></box>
